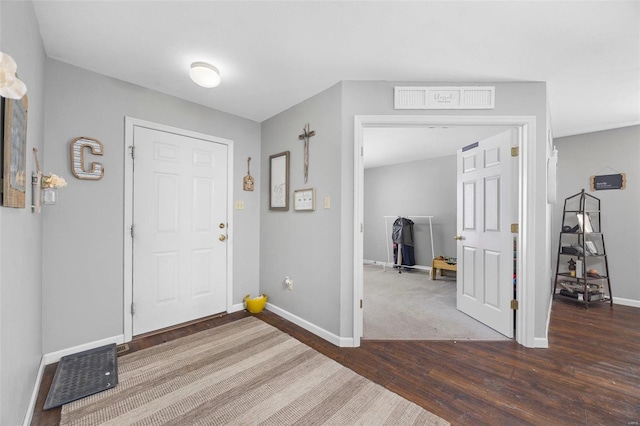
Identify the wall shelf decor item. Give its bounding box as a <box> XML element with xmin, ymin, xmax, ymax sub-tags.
<box><xmin>298</xmin><ymin>123</ymin><xmax>315</xmax><ymax>183</ymax></box>
<box><xmin>243</xmin><ymin>156</ymin><xmax>254</xmax><ymax>191</ymax></box>
<box><xmin>269</xmin><ymin>151</ymin><xmax>289</xmax><ymax>211</ymax></box>
<box><xmin>590</xmin><ymin>173</ymin><xmax>626</xmax><ymax>191</ymax></box>
<box><xmin>394</xmin><ymin>86</ymin><xmax>495</xmax><ymax>110</ymax></box>
<box><xmin>2</xmin><ymin>94</ymin><xmax>28</xmax><ymax>208</ymax></box>
<box><xmin>71</xmin><ymin>136</ymin><xmax>104</xmax><ymax>180</ymax></box>
<box><xmin>294</xmin><ymin>188</ymin><xmax>315</xmax><ymax>211</ymax></box>
<box><xmin>31</xmin><ymin>148</ymin><xmax>67</xmax><ymax>213</ymax></box>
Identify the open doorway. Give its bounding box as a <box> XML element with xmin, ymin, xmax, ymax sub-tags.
<box><xmin>352</xmin><ymin>114</ymin><xmax>538</xmax><ymax>347</ymax></box>
<box><xmin>361</xmin><ymin>125</ymin><xmax>512</xmax><ymax>340</ymax></box>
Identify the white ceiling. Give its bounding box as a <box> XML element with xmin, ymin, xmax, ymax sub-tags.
<box><xmin>32</xmin><ymin>1</ymin><xmax>639</xmax><ymax>140</ymax></box>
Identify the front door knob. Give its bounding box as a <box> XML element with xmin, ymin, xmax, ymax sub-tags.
<box><xmin>454</xmin><ymin>235</ymin><xmax>464</xmax><ymax>240</ymax></box>
<box><xmin>219</xmin><ymin>235</ymin><xmax>227</xmax><ymax>241</ymax></box>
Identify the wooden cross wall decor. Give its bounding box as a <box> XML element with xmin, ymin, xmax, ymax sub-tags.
<box><xmin>298</xmin><ymin>123</ymin><xmax>316</xmax><ymax>183</ymax></box>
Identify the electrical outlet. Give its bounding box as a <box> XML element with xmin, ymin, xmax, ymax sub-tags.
<box><xmin>235</xmin><ymin>201</ymin><xmax>245</xmax><ymax>210</ymax></box>
<box><xmin>284</xmin><ymin>276</ymin><xmax>293</xmax><ymax>291</ymax></box>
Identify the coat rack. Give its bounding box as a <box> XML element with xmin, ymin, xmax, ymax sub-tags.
<box><xmin>382</xmin><ymin>215</ymin><xmax>434</xmax><ymax>272</ymax></box>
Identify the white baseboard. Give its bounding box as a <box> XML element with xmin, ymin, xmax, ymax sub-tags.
<box><xmin>363</xmin><ymin>258</ymin><xmax>432</xmax><ymax>272</ymax></box>
<box><xmin>265</xmin><ymin>303</ymin><xmax>354</xmax><ymax>347</ymax></box>
<box><xmin>534</xmin><ymin>294</ymin><xmax>553</xmax><ymax>349</ymax></box>
<box><xmin>533</xmin><ymin>337</ymin><xmax>549</xmax><ymax>348</ymax></box>
<box><xmin>23</xmin><ymin>357</ymin><xmax>46</xmax><ymax>426</ymax></box>
<box><xmin>612</xmin><ymin>297</ymin><xmax>640</xmax><ymax>308</ymax></box>
<box><xmin>228</xmin><ymin>302</ymin><xmax>246</xmax><ymax>313</ymax></box>
<box><xmin>43</xmin><ymin>334</ymin><xmax>125</xmax><ymax>366</ymax></box>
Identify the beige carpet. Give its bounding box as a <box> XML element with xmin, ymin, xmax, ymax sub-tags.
<box><xmin>61</xmin><ymin>317</ymin><xmax>449</xmax><ymax>425</ymax></box>
<box><xmin>364</xmin><ymin>264</ymin><xmax>510</xmax><ymax>341</ymax></box>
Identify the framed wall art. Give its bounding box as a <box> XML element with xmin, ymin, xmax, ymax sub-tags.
<box><xmin>294</xmin><ymin>188</ymin><xmax>315</xmax><ymax>211</ymax></box>
<box><xmin>2</xmin><ymin>94</ymin><xmax>28</xmax><ymax>208</ymax></box>
<box><xmin>269</xmin><ymin>151</ymin><xmax>289</xmax><ymax>211</ymax></box>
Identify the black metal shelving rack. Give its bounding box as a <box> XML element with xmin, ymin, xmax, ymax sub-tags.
<box><xmin>553</xmin><ymin>189</ymin><xmax>613</xmax><ymax>307</ymax></box>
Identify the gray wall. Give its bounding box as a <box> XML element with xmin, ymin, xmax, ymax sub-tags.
<box><xmin>0</xmin><ymin>2</ymin><xmax>46</xmax><ymax>424</ymax></box>
<box><xmin>364</xmin><ymin>156</ymin><xmax>457</xmax><ymax>265</ymax></box>
<box><xmin>262</xmin><ymin>80</ymin><xmax>550</xmax><ymax>342</ymax></box>
<box><xmin>553</xmin><ymin>125</ymin><xmax>640</xmax><ymax>303</ymax></box>
<box><xmin>341</xmin><ymin>81</ymin><xmax>550</xmax><ymax>340</ymax></box>
<box><xmin>42</xmin><ymin>60</ymin><xmax>262</xmax><ymax>353</ymax></box>
<box><xmin>260</xmin><ymin>83</ymin><xmax>343</xmax><ymax>336</ymax></box>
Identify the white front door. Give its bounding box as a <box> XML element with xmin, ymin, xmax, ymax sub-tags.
<box><xmin>456</xmin><ymin>130</ymin><xmax>515</xmax><ymax>338</ymax></box>
<box><xmin>132</xmin><ymin>126</ymin><xmax>228</xmax><ymax>336</ymax></box>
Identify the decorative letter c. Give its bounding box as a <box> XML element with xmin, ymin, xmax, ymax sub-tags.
<box><xmin>71</xmin><ymin>136</ymin><xmax>104</xmax><ymax>180</ymax></box>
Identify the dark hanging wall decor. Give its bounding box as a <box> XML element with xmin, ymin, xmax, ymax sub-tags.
<box><xmin>590</xmin><ymin>173</ymin><xmax>626</xmax><ymax>191</ymax></box>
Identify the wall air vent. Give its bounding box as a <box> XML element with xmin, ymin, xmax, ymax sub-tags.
<box><xmin>394</xmin><ymin>86</ymin><xmax>495</xmax><ymax>110</ymax></box>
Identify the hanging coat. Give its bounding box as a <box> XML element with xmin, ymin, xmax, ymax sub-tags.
<box><xmin>392</xmin><ymin>217</ymin><xmax>414</xmax><ymax>246</ymax></box>
<box><xmin>393</xmin><ymin>243</ymin><xmax>416</xmax><ymax>267</ymax></box>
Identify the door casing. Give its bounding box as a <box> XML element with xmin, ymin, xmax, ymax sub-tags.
<box><xmin>123</xmin><ymin>117</ymin><xmax>234</xmax><ymax>342</ymax></box>
<box><xmin>354</xmin><ymin>115</ymin><xmax>537</xmax><ymax>348</ymax></box>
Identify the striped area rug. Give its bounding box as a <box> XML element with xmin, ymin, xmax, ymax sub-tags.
<box><xmin>61</xmin><ymin>317</ymin><xmax>448</xmax><ymax>425</ymax></box>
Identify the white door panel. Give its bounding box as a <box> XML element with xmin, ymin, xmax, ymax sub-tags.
<box><xmin>457</xmin><ymin>130</ymin><xmax>514</xmax><ymax>338</ymax></box>
<box><xmin>133</xmin><ymin>126</ymin><xmax>228</xmax><ymax>336</ymax></box>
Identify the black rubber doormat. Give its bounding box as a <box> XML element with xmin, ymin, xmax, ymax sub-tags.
<box><xmin>43</xmin><ymin>343</ymin><xmax>118</xmax><ymax>410</ymax></box>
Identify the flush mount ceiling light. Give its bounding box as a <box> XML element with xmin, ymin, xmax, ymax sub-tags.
<box><xmin>189</xmin><ymin>62</ymin><xmax>221</xmax><ymax>88</ymax></box>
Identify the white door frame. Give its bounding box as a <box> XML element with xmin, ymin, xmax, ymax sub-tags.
<box><xmin>353</xmin><ymin>115</ymin><xmax>537</xmax><ymax>348</ymax></box>
<box><xmin>123</xmin><ymin>117</ymin><xmax>234</xmax><ymax>342</ymax></box>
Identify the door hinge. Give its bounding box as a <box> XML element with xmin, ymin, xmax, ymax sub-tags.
<box><xmin>511</xmin><ymin>223</ymin><xmax>519</xmax><ymax>233</ymax></box>
<box><xmin>360</xmin><ymin>299</ymin><xmax>363</xmax><ymax>309</ymax></box>
<box><xmin>130</xmin><ymin>145</ymin><xmax>135</xmax><ymax>159</ymax></box>
<box><xmin>361</xmin><ymin>223</ymin><xmax>364</xmax><ymax>233</ymax></box>
<box><xmin>511</xmin><ymin>147</ymin><xmax>519</xmax><ymax>157</ymax></box>
<box><xmin>130</xmin><ymin>224</ymin><xmax>135</xmax><ymax>238</ymax></box>
<box><xmin>511</xmin><ymin>299</ymin><xmax>519</xmax><ymax>310</ymax></box>
<box><xmin>130</xmin><ymin>303</ymin><xmax>135</xmax><ymax>315</ymax></box>
<box><xmin>361</xmin><ymin>146</ymin><xmax>364</xmax><ymax>157</ymax></box>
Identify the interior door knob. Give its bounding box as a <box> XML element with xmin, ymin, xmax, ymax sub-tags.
<box><xmin>219</xmin><ymin>235</ymin><xmax>227</xmax><ymax>241</ymax></box>
<box><xmin>454</xmin><ymin>235</ymin><xmax>464</xmax><ymax>240</ymax></box>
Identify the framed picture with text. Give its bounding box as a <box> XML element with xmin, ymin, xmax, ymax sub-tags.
<box><xmin>294</xmin><ymin>188</ymin><xmax>315</xmax><ymax>211</ymax></box>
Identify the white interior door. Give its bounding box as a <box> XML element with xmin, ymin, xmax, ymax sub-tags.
<box><xmin>132</xmin><ymin>126</ymin><xmax>228</xmax><ymax>336</ymax></box>
<box><xmin>456</xmin><ymin>130</ymin><xmax>515</xmax><ymax>338</ymax></box>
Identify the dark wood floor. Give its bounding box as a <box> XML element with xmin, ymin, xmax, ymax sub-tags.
<box><xmin>32</xmin><ymin>299</ymin><xmax>640</xmax><ymax>425</ymax></box>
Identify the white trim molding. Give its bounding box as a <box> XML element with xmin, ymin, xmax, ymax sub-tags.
<box><xmin>266</xmin><ymin>303</ymin><xmax>354</xmax><ymax>348</ymax></box>
<box><xmin>612</xmin><ymin>297</ymin><xmax>640</xmax><ymax>308</ymax></box>
<box><xmin>229</xmin><ymin>302</ymin><xmax>246</xmax><ymax>314</ymax></box>
<box><xmin>43</xmin><ymin>334</ymin><xmax>125</xmax><ymax>366</ymax></box>
<box><xmin>533</xmin><ymin>337</ymin><xmax>550</xmax><ymax>348</ymax></box>
<box><xmin>23</xmin><ymin>358</ymin><xmax>46</xmax><ymax>426</ymax></box>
